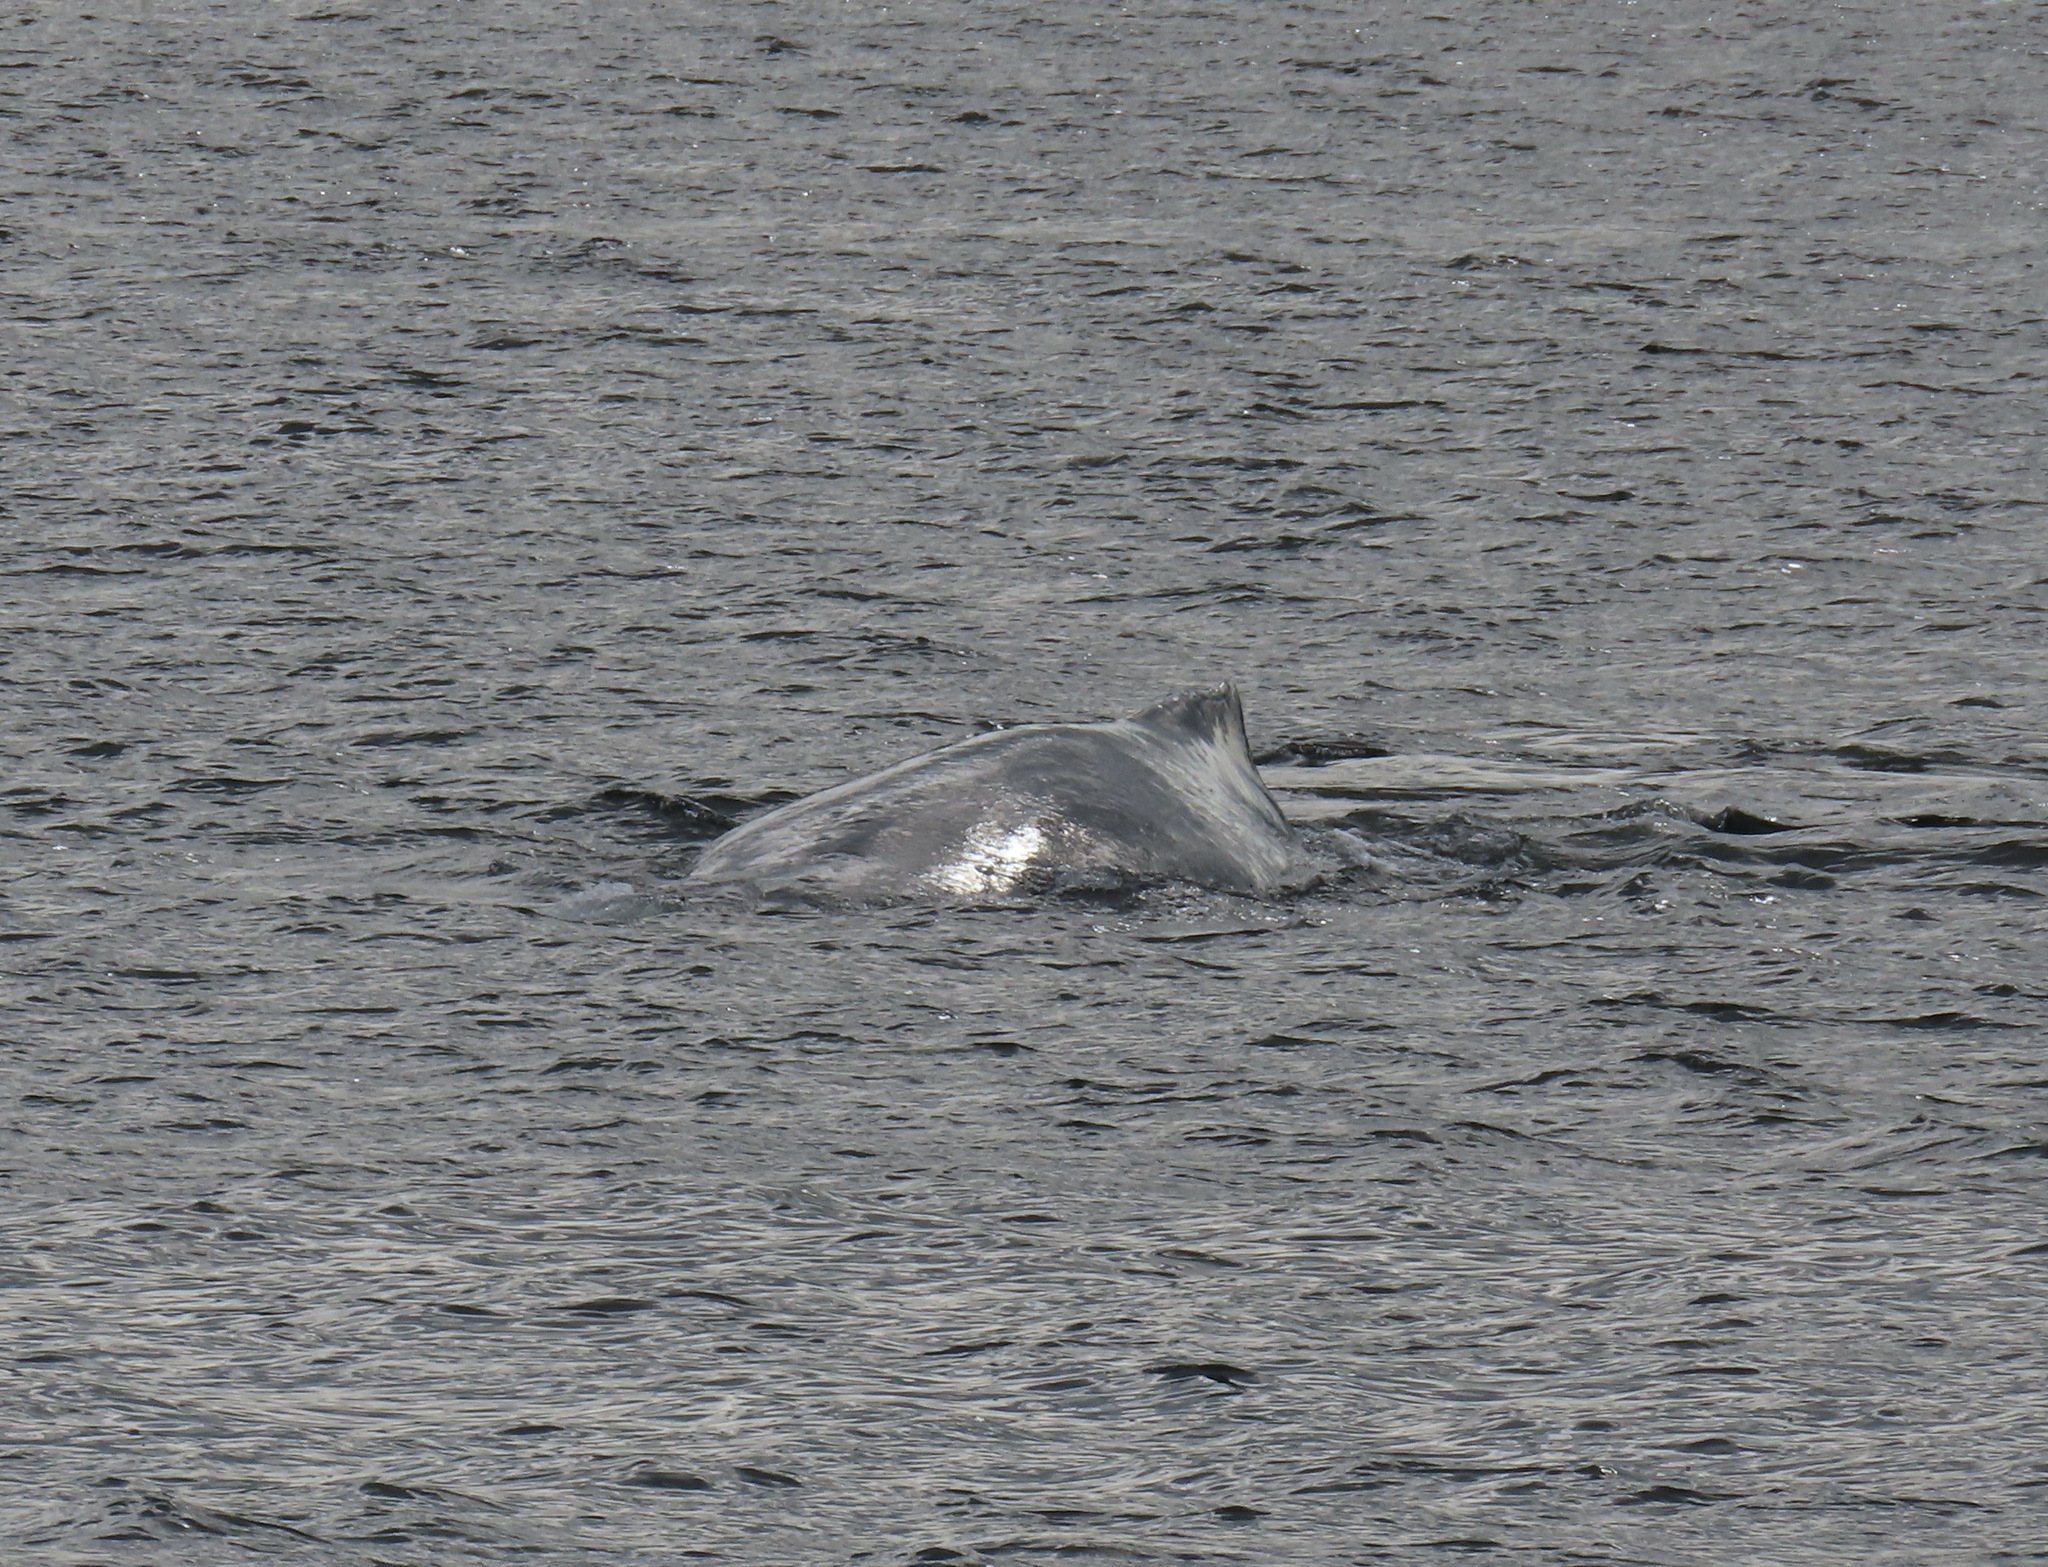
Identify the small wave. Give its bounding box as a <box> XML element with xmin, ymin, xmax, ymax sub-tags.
<box><xmin>549</xmin><ymin>880</ymin><xmax>668</xmax><ymax>923</ymax></box>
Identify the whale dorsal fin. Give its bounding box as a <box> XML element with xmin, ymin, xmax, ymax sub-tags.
<box><xmin>1128</xmin><ymin>684</ymin><xmax>1248</xmax><ymax>750</ymax></box>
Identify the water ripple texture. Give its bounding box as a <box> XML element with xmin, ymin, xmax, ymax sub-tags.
<box><xmin>5</xmin><ymin>2</ymin><xmax>2047</xmax><ymax>1563</ymax></box>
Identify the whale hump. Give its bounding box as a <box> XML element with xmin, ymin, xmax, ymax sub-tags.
<box><xmin>1129</xmin><ymin>682</ymin><xmax>1251</xmax><ymax>748</ymax></box>
<box><xmin>685</xmin><ymin>684</ymin><xmax>1306</xmax><ymax>905</ymax></box>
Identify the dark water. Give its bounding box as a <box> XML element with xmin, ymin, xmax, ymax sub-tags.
<box><xmin>7</xmin><ymin>1</ymin><xmax>2048</xmax><ymax>1561</ymax></box>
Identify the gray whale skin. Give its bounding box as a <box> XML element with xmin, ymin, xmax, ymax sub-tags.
<box><xmin>686</xmin><ymin>685</ymin><xmax>1305</xmax><ymax>903</ymax></box>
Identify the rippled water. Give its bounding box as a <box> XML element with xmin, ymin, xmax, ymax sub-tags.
<box><xmin>7</xmin><ymin>1</ymin><xmax>2048</xmax><ymax>1562</ymax></box>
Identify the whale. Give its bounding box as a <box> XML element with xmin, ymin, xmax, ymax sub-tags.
<box><xmin>684</xmin><ymin>684</ymin><xmax>1307</xmax><ymax>904</ymax></box>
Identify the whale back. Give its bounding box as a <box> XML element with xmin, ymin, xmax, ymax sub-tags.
<box><xmin>686</xmin><ymin>684</ymin><xmax>1304</xmax><ymax>903</ymax></box>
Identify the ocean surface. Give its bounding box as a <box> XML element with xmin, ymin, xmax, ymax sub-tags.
<box><xmin>6</xmin><ymin>2</ymin><xmax>2047</xmax><ymax>1562</ymax></box>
